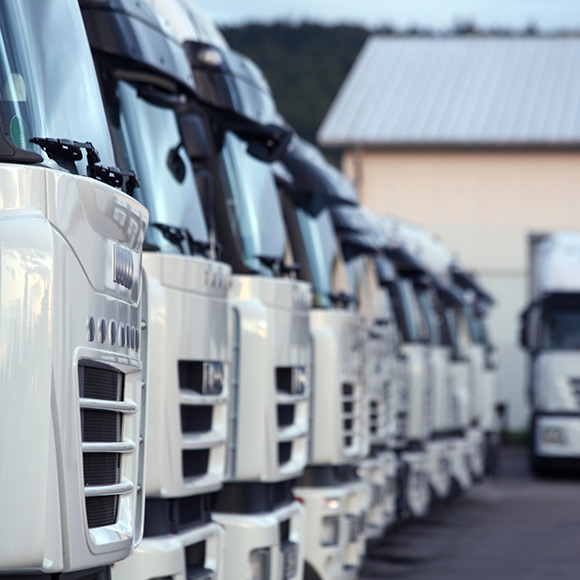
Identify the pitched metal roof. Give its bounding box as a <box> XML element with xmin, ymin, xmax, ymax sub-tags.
<box><xmin>318</xmin><ymin>36</ymin><xmax>580</xmax><ymax>149</ymax></box>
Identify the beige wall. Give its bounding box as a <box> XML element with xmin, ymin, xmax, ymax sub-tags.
<box><xmin>342</xmin><ymin>149</ymin><xmax>580</xmax><ymax>429</ymax></box>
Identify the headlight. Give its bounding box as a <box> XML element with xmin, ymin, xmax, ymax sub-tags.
<box><xmin>249</xmin><ymin>547</ymin><xmax>271</xmax><ymax>580</ymax></box>
<box><xmin>202</xmin><ymin>361</ymin><xmax>224</xmax><ymax>395</ymax></box>
<box><xmin>541</xmin><ymin>426</ymin><xmax>567</xmax><ymax>445</ymax></box>
<box><xmin>321</xmin><ymin>516</ymin><xmax>340</xmax><ymax>546</ymax></box>
<box><xmin>292</xmin><ymin>366</ymin><xmax>309</xmax><ymax>395</ymax></box>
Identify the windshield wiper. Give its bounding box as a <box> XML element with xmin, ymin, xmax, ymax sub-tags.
<box><xmin>256</xmin><ymin>255</ymin><xmax>302</xmax><ymax>278</ymax></box>
<box><xmin>30</xmin><ymin>137</ymin><xmax>139</xmax><ymax>196</ymax></box>
<box><xmin>280</xmin><ymin>262</ymin><xmax>302</xmax><ymax>277</ymax></box>
<box><xmin>151</xmin><ymin>222</ymin><xmax>210</xmax><ymax>257</ymax></box>
<box><xmin>328</xmin><ymin>291</ymin><xmax>358</xmax><ymax>309</ymax></box>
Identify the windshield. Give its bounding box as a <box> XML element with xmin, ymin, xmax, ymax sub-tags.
<box><xmin>0</xmin><ymin>0</ymin><xmax>115</xmax><ymax>170</ymax></box>
<box><xmin>540</xmin><ymin>305</ymin><xmax>580</xmax><ymax>350</ymax></box>
<box><xmin>296</xmin><ymin>207</ymin><xmax>337</xmax><ymax>308</ymax></box>
<box><xmin>106</xmin><ymin>80</ymin><xmax>208</xmax><ymax>254</ymax></box>
<box><xmin>398</xmin><ymin>278</ymin><xmax>428</xmax><ymax>343</ymax></box>
<box><xmin>417</xmin><ymin>287</ymin><xmax>443</xmax><ymax>345</ymax></box>
<box><xmin>465</xmin><ymin>304</ymin><xmax>486</xmax><ymax>345</ymax></box>
<box><xmin>218</xmin><ymin>131</ymin><xmax>285</xmax><ymax>272</ymax></box>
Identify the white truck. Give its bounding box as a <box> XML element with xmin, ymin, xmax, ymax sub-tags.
<box><xmin>451</xmin><ymin>265</ymin><xmax>497</xmax><ymax>480</ymax></box>
<box><xmin>521</xmin><ymin>232</ymin><xmax>580</xmax><ymax>475</ymax></box>
<box><xmin>0</xmin><ymin>1</ymin><xmax>148</xmax><ymax>577</ymax></box>
<box><xmin>138</xmin><ymin>3</ymin><xmax>312</xmax><ymax>578</ymax></box>
<box><xmin>81</xmin><ymin>2</ymin><xmax>231</xmax><ymax>579</ymax></box>
<box><xmin>330</xmin><ymin>205</ymin><xmax>399</xmax><ymax>537</ymax></box>
<box><xmin>281</xmin><ymin>139</ymin><xmax>370</xmax><ymax>580</ymax></box>
<box><xmin>376</xmin><ymin>223</ymin><xmax>432</xmax><ymax>518</ymax></box>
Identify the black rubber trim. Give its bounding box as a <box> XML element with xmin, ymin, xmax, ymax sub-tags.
<box><xmin>144</xmin><ymin>495</ymin><xmax>212</xmax><ymax>537</ymax></box>
<box><xmin>211</xmin><ymin>480</ymin><xmax>295</xmax><ymax>514</ymax></box>
<box><xmin>294</xmin><ymin>464</ymin><xmax>360</xmax><ymax>487</ymax></box>
<box><xmin>3</xmin><ymin>567</ymin><xmax>111</xmax><ymax>580</ymax></box>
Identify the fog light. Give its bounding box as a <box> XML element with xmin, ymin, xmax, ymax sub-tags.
<box><xmin>249</xmin><ymin>548</ymin><xmax>270</xmax><ymax>580</ymax></box>
<box><xmin>321</xmin><ymin>516</ymin><xmax>340</xmax><ymax>546</ymax></box>
<box><xmin>541</xmin><ymin>426</ymin><xmax>567</xmax><ymax>445</ymax></box>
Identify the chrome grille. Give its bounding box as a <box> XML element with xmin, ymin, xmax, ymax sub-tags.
<box><xmin>79</xmin><ymin>364</ymin><xmax>136</xmax><ymax>529</ymax></box>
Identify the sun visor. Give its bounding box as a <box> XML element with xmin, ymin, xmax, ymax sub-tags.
<box><xmin>282</xmin><ymin>138</ymin><xmax>358</xmax><ymax>214</ymax></box>
<box><xmin>374</xmin><ymin>255</ymin><xmax>397</xmax><ymax>285</ymax></box>
<box><xmin>451</xmin><ymin>266</ymin><xmax>495</xmax><ymax>305</ymax></box>
<box><xmin>81</xmin><ymin>0</ymin><xmax>196</xmax><ymax>92</ymax></box>
<box><xmin>385</xmin><ymin>244</ymin><xmax>426</xmax><ymax>276</ymax></box>
<box><xmin>336</xmin><ymin>230</ymin><xmax>380</xmax><ymax>261</ymax></box>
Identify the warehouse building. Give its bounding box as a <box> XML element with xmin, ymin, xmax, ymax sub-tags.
<box><xmin>318</xmin><ymin>36</ymin><xmax>580</xmax><ymax>430</ymax></box>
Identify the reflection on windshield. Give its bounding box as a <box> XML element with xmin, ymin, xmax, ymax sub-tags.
<box><xmin>218</xmin><ymin>131</ymin><xmax>285</xmax><ymax>272</ymax></box>
<box><xmin>465</xmin><ymin>305</ymin><xmax>486</xmax><ymax>344</ymax></box>
<box><xmin>109</xmin><ymin>81</ymin><xmax>208</xmax><ymax>254</ymax></box>
<box><xmin>418</xmin><ymin>288</ymin><xmax>443</xmax><ymax>345</ymax></box>
<box><xmin>398</xmin><ymin>279</ymin><xmax>427</xmax><ymax>343</ymax></box>
<box><xmin>0</xmin><ymin>0</ymin><xmax>115</xmax><ymax>171</ymax></box>
<box><xmin>296</xmin><ymin>207</ymin><xmax>337</xmax><ymax>308</ymax></box>
<box><xmin>541</xmin><ymin>308</ymin><xmax>580</xmax><ymax>350</ymax></box>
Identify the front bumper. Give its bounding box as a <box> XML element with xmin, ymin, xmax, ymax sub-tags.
<box><xmin>111</xmin><ymin>522</ymin><xmax>223</xmax><ymax>580</ymax></box>
<box><xmin>213</xmin><ymin>499</ymin><xmax>304</xmax><ymax>580</ymax></box>
<box><xmin>426</xmin><ymin>440</ymin><xmax>452</xmax><ymax>500</ymax></box>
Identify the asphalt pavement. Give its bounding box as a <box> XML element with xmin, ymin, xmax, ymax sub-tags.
<box><xmin>361</xmin><ymin>447</ymin><xmax>580</xmax><ymax>580</ymax></box>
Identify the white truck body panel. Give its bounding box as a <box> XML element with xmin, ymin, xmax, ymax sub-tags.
<box><xmin>228</xmin><ymin>275</ymin><xmax>311</xmax><ymax>482</ymax></box>
<box><xmin>142</xmin><ymin>253</ymin><xmax>231</xmax><ymax>498</ymax></box>
<box><xmin>309</xmin><ymin>308</ymin><xmax>366</xmax><ymax>465</ymax></box>
<box><xmin>0</xmin><ymin>166</ymin><xmax>148</xmax><ymax>572</ymax></box>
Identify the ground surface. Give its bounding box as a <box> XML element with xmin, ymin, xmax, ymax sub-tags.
<box><xmin>361</xmin><ymin>447</ymin><xmax>580</xmax><ymax>580</ymax></box>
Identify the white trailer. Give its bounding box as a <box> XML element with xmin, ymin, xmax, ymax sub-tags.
<box><xmin>0</xmin><ymin>1</ymin><xmax>148</xmax><ymax>577</ymax></box>
<box><xmin>521</xmin><ymin>232</ymin><xmax>580</xmax><ymax>475</ymax></box>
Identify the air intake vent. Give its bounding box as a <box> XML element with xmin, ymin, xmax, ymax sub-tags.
<box><xmin>278</xmin><ymin>441</ymin><xmax>292</xmax><ymax>465</ymax></box>
<box><xmin>86</xmin><ymin>496</ymin><xmax>118</xmax><ymax>529</ymax></box>
<box><xmin>79</xmin><ymin>363</ymin><xmax>136</xmax><ymax>529</ymax></box>
<box><xmin>275</xmin><ymin>366</ymin><xmax>309</xmax><ymax>473</ymax></box>
<box><xmin>341</xmin><ymin>382</ymin><xmax>360</xmax><ymax>452</ymax></box>
<box><xmin>183</xmin><ymin>449</ymin><xmax>210</xmax><ymax>479</ymax></box>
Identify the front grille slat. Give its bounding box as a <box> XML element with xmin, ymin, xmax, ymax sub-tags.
<box><xmin>342</xmin><ymin>383</ymin><xmax>360</xmax><ymax>451</ymax></box>
<box><xmin>79</xmin><ymin>364</ymin><xmax>132</xmax><ymax>529</ymax></box>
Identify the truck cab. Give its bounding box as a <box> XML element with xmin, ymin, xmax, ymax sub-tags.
<box><xmin>452</xmin><ymin>266</ymin><xmax>497</xmax><ymax>481</ymax></box>
<box><xmin>0</xmin><ymin>1</ymin><xmax>148</xmax><ymax>577</ymax></box>
<box><xmin>521</xmin><ymin>232</ymin><xmax>580</xmax><ymax>475</ymax></box>
<box><xmin>330</xmin><ymin>205</ymin><xmax>399</xmax><ymax>537</ymax></box>
<box><xmin>377</xmin><ymin>221</ymin><xmax>432</xmax><ymax>519</ymax></box>
<box><xmin>135</xmin><ymin>3</ymin><xmax>311</xmax><ymax>578</ymax></box>
<box><xmin>80</xmin><ymin>2</ymin><xmax>231</xmax><ymax>579</ymax></box>
<box><xmin>280</xmin><ymin>138</ymin><xmax>369</xmax><ymax>580</ymax></box>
